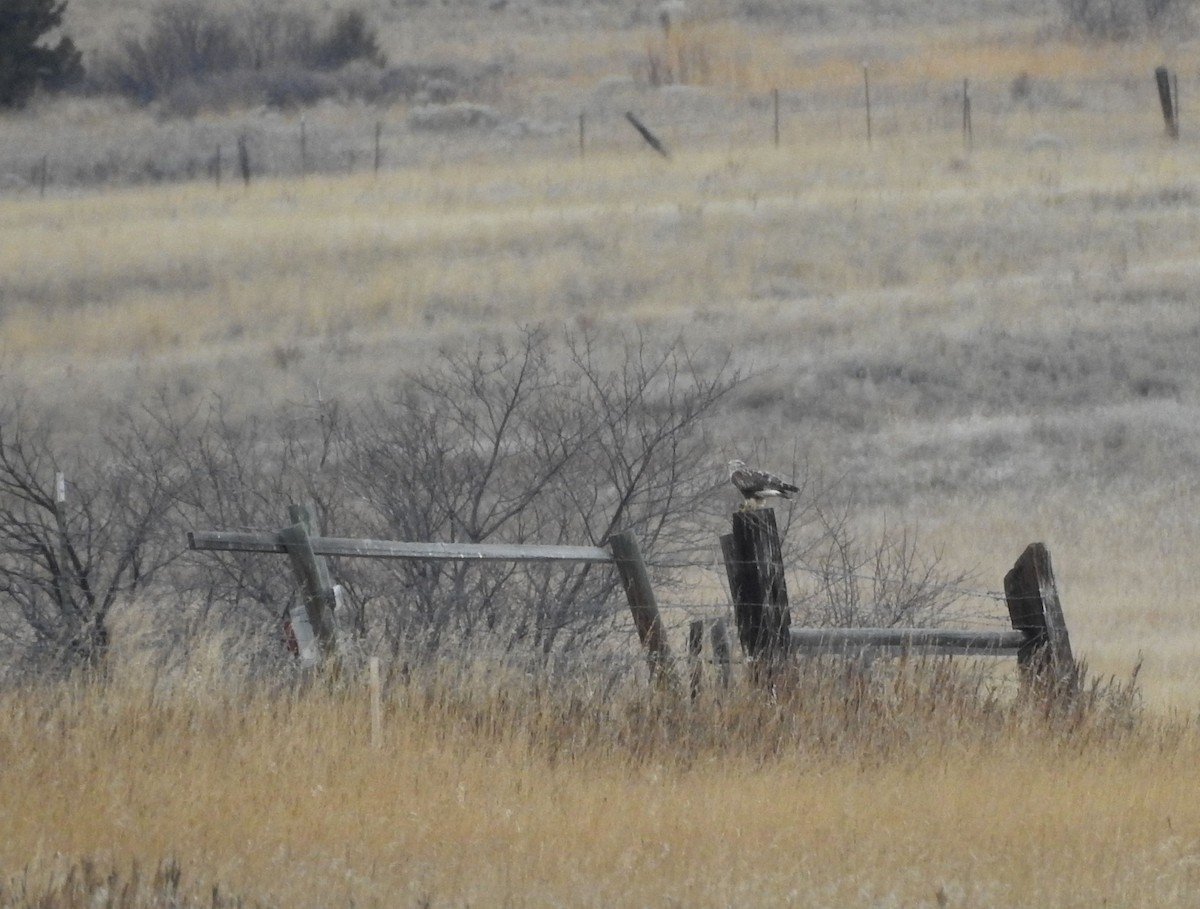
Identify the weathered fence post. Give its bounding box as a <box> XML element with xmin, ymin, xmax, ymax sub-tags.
<box><xmin>710</xmin><ymin>618</ymin><xmax>732</xmax><ymax>689</ymax></box>
<box><xmin>772</xmin><ymin>87</ymin><xmax>780</xmax><ymax>147</ymax></box>
<box><xmin>299</xmin><ymin>117</ymin><xmax>308</xmax><ymax>176</ymax></box>
<box><xmin>625</xmin><ymin>111</ymin><xmax>670</xmax><ymax>159</ymax></box>
<box><xmin>1003</xmin><ymin>542</ymin><xmax>1077</xmax><ymax>698</ymax></box>
<box><xmin>237</xmin><ymin>134</ymin><xmax>251</xmax><ymax>187</ymax></box>
<box><xmin>279</xmin><ymin>504</ymin><xmax>339</xmax><ymax>671</ymax></box>
<box><xmin>53</xmin><ymin>472</ymin><xmax>70</xmax><ymax>611</ymax></box>
<box><xmin>368</xmin><ymin>656</ymin><xmax>382</xmax><ymax>748</ymax></box>
<box><xmin>608</xmin><ymin>529</ymin><xmax>673</xmax><ymax>686</ymax></box>
<box><xmin>721</xmin><ymin>509</ymin><xmax>791</xmax><ymax>679</ymax></box>
<box><xmin>962</xmin><ymin>77</ymin><xmax>973</xmax><ymax>151</ymax></box>
<box><xmin>863</xmin><ymin>63</ymin><xmax>872</xmax><ymax>147</ymax></box>
<box><xmin>1156</xmin><ymin>66</ymin><xmax>1179</xmax><ymax>139</ymax></box>
<box><xmin>687</xmin><ymin>619</ymin><xmax>704</xmax><ymax>700</ymax></box>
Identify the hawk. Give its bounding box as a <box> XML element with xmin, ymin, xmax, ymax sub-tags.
<box><xmin>728</xmin><ymin>459</ymin><xmax>799</xmax><ymax>509</ymax></box>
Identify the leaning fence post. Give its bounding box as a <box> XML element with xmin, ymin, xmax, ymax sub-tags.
<box><xmin>625</xmin><ymin>111</ymin><xmax>671</xmax><ymax>159</ymax></box>
<box><xmin>279</xmin><ymin>504</ymin><xmax>339</xmax><ymax>671</ymax></box>
<box><xmin>1156</xmin><ymin>66</ymin><xmax>1179</xmax><ymax>139</ymax></box>
<box><xmin>1003</xmin><ymin>542</ymin><xmax>1077</xmax><ymax>698</ymax></box>
<box><xmin>608</xmin><ymin>530</ymin><xmax>673</xmax><ymax>686</ymax></box>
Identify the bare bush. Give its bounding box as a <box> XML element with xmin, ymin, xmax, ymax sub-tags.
<box><xmin>0</xmin><ymin>397</ymin><xmax>190</xmax><ymax>675</ymax></box>
<box><xmin>336</xmin><ymin>327</ymin><xmax>740</xmax><ymax>665</ymax></box>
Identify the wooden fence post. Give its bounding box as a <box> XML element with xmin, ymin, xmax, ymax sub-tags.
<box><xmin>296</xmin><ymin>118</ymin><xmax>305</xmax><ymax>176</ymax></box>
<box><xmin>962</xmin><ymin>77</ymin><xmax>973</xmax><ymax>151</ymax></box>
<box><xmin>721</xmin><ymin>509</ymin><xmax>791</xmax><ymax>675</ymax></box>
<box><xmin>368</xmin><ymin>656</ymin><xmax>382</xmax><ymax>748</ymax></box>
<box><xmin>710</xmin><ymin>618</ymin><xmax>732</xmax><ymax>689</ymax></box>
<box><xmin>625</xmin><ymin>111</ymin><xmax>670</xmax><ymax>159</ymax></box>
<box><xmin>1003</xmin><ymin>542</ymin><xmax>1077</xmax><ymax>698</ymax></box>
<box><xmin>279</xmin><ymin>504</ymin><xmax>339</xmax><ymax>671</ymax></box>
<box><xmin>608</xmin><ymin>529</ymin><xmax>673</xmax><ymax>686</ymax></box>
<box><xmin>863</xmin><ymin>64</ymin><xmax>872</xmax><ymax>147</ymax></box>
<box><xmin>687</xmin><ymin>619</ymin><xmax>704</xmax><ymax>700</ymax></box>
<box><xmin>1156</xmin><ymin>66</ymin><xmax>1179</xmax><ymax>139</ymax></box>
<box><xmin>53</xmin><ymin>472</ymin><xmax>71</xmax><ymax>610</ymax></box>
<box><xmin>237</xmin><ymin>135</ymin><xmax>251</xmax><ymax>187</ymax></box>
<box><xmin>772</xmin><ymin>87</ymin><xmax>780</xmax><ymax>147</ymax></box>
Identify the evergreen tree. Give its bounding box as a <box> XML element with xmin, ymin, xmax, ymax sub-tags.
<box><xmin>0</xmin><ymin>0</ymin><xmax>84</xmax><ymax>108</ymax></box>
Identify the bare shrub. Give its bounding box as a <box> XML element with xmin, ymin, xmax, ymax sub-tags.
<box><xmin>0</xmin><ymin>396</ymin><xmax>191</xmax><ymax>676</ymax></box>
<box><xmin>336</xmin><ymin>327</ymin><xmax>741</xmax><ymax>665</ymax></box>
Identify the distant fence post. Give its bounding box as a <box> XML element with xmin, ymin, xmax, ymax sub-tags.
<box><xmin>962</xmin><ymin>78</ymin><xmax>973</xmax><ymax>152</ymax></box>
<box><xmin>237</xmin><ymin>135</ymin><xmax>251</xmax><ymax>187</ymax></box>
<box><xmin>687</xmin><ymin>619</ymin><xmax>704</xmax><ymax>699</ymax></box>
<box><xmin>710</xmin><ymin>618</ymin><xmax>732</xmax><ymax>689</ymax></box>
<box><xmin>625</xmin><ymin>111</ymin><xmax>671</xmax><ymax>159</ymax></box>
<box><xmin>374</xmin><ymin>121</ymin><xmax>383</xmax><ymax>174</ymax></box>
<box><xmin>721</xmin><ymin>509</ymin><xmax>791</xmax><ymax>678</ymax></box>
<box><xmin>299</xmin><ymin>117</ymin><xmax>308</xmax><ymax>176</ymax></box>
<box><xmin>1155</xmin><ymin>66</ymin><xmax>1179</xmax><ymax>139</ymax></box>
<box><xmin>608</xmin><ymin>529</ymin><xmax>674</xmax><ymax>686</ymax></box>
<box><xmin>368</xmin><ymin>656</ymin><xmax>382</xmax><ymax>748</ymax></box>
<box><xmin>279</xmin><ymin>504</ymin><xmax>340</xmax><ymax>671</ymax></box>
<box><xmin>863</xmin><ymin>63</ymin><xmax>872</xmax><ymax>147</ymax></box>
<box><xmin>53</xmin><ymin>472</ymin><xmax>70</xmax><ymax>610</ymax></box>
<box><xmin>1003</xmin><ymin>542</ymin><xmax>1077</xmax><ymax>698</ymax></box>
<box><xmin>772</xmin><ymin>87</ymin><xmax>780</xmax><ymax>147</ymax></box>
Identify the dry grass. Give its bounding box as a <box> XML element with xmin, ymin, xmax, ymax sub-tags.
<box><xmin>0</xmin><ymin>661</ymin><xmax>1191</xmax><ymax>909</ymax></box>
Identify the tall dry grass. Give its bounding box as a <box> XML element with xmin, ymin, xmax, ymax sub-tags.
<box><xmin>1</xmin><ymin>657</ymin><xmax>1190</xmax><ymax>909</ymax></box>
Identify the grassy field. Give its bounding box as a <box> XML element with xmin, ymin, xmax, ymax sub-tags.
<box><xmin>4</xmin><ymin>0</ymin><xmax>1200</xmax><ymax>904</ymax></box>
<box><xmin>0</xmin><ymin>664</ymin><xmax>1193</xmax><ymax>909</ymax></box>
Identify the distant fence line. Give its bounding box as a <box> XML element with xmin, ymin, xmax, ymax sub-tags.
<box><xmin>7</xmin><ymin>64</ymin><xmax>1185</xmax><ymax>195</ymax></box>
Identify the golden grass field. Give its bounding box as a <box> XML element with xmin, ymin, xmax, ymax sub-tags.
<box><xmin>4</xmin><ymin>0</ymin><xmax>1200</xmax><ymax>905</ymax></box>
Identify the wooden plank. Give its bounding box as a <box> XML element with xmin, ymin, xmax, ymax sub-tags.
<box><xmin>188</xmin><ymin>530</ymin><xmax>614</xmax><ymax>564</ymax></box>
<box><xmin>789</xmin><ymin>627</ymin><xmax>1027</xmax><ymax>655</ymax></box>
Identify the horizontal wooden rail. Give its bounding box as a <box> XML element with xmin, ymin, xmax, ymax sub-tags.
<box><xmin>187</xmin><ymin>529</ymin><xmax>614</xmax><ymax>563</ymax></box>
<box><xmin>789</xmin><ymin>627</ymin><xmax>1027</xmax><ymax>656</ymax></box>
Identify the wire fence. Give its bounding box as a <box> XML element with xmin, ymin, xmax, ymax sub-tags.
<box><xmin>3</xmin><ymin>65</ymin><xmax>1184</xmax><ymax>194</ymax></box>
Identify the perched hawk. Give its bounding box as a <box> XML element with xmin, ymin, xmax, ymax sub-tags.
<box><xmin>728</xmin><ymin>459</ymin><xmax>799</xmax><ymax>509</ymax></box>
